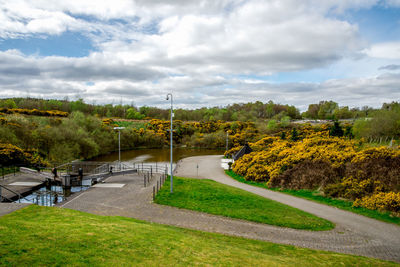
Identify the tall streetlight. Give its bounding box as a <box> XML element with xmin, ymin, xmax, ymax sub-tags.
<box><xmin>113</xmin><ymin>126</ymin><xmax>125</xmax><ymax>170</ymax></box>
<box><xmin>166</xmin><ymin>93</ymin><xmax>173</xmax><ymax>193</ymax></box>
<box><xmin>226</xmin><ymin>131</ymin><xmax>229</xmax><ymax>152</ymax></box>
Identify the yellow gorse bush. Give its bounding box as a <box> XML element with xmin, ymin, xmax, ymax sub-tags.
<box><xmin>0</xmin><ymin>143</ymin><xmax>47</xmax><ymax>166</ymax></box>
<box><xmin>351</xmin><ymin>146</ymin><xmax>400</xmax><ymax>163</ymax></box>
<box><xmin>0</xmin><ymin>108</ymin><xmax>68</xmax><ymax>117</ymax></box>
<box><xmin>232</xmin><ymin>133</ymin><xmax>358</xmax><ymax>181</ymax></box>
<box><xmin>231</xmin><ymin>126</ymin><xmax>400</xmax><ymax>214</ymax></box>
<box><xmin>353</xmin><ymin>192</ymin><xmax>400</xmax><ymax>213</ymax></box>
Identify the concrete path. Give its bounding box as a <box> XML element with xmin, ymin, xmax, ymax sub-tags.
<box><xmin>175</xmin><ymin>155</ymin><xmax>400</xmax><ymax>262</ymax></box>
<box><xmin>58</xmin><ymin>157</ymin><xmax>400</xmax><ymax>263</ymax></box>
<box><xmin>0</xmin><ymin>203</ymin><xmax>31</xmax><ymax>217</ymax></box>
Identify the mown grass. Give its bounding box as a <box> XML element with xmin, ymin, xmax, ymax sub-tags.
<box><xmin>0</xmin><ymin>205</ymin><xmax>396</xmax><ymax>266</ymax></box>
<box><xmin>155</xmin><ymin>176</ymin><xmax>334</xmax><ymax>231</ymax></box>
<box><xmin>225</xmin><ymin>170</ymin><xmax>400</xmax><ymax>226</ymax></box>
<box><xmin>113</xmin><ymin>120</ymin><xmax>147</xmax><ymax>129</ymax></box>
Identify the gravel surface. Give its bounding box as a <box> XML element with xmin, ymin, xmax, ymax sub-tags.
<box><xmin>59</xmin><ymin>156</ymin><xmax>400</xmax><ymax>263</ymax></box>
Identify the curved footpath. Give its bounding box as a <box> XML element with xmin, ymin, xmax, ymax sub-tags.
<box><xmin>57</xmin><ymin>155</ymin><xmax>400</xmax><ymax>262</ymax></box>
<box><xmin>176</xmin><ymin>155</ymin><xmax>400</xmax><ymax>262</ymax></box>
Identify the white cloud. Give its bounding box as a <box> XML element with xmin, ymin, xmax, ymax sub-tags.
<box><xmin>384</xmin><ymin>0</ymin><xmax>400</xmax><ymax>7</ymax></box>
<box><xmin>0</xmin><ymin>0</ymin><xmax>399</xmax><ymax>109</ymax></box>
<box><xmin>365</xmin><ymin>42</ymin><xmax>400</xmax><ymax>59</ymax></box>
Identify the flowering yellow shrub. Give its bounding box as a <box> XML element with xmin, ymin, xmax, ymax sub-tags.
<box><xmin>351</xmin><ymin>147</ymin><xmax>400</xmax><ymax>163</ymax></box>
<box><xmin>0</xmin><ymin>143</ymin><xmax>47</xmax><ymax>166</ymax></box>
<box><xmin>0</xmin><ymin>108</ymin><xmax>68</xmax><ymax>117</ymax></box>
<box><xmin>345</xmin><ymin>147</ymin><xmax>400</xmax><ymax>194</ymax></box>
<box><xmin>147</xmin><ymin>119</ymin><xmax>258</xmax><ymax>147</ymax></box>
<box><xmin>232</xmin><ymin>135</ymin><xmax>357</xmax><ymax>182</ymax></box>
<box><xmin>0</xmin><ymin>117</ymin><xmax>7</xmax><ymax>125</ymax></box>
<box><xmin>353</xmin><ymin>192</ymin><xmax>400</xmax><ymax>213</ymax></box>
<box><xmin>324</xmin><ymin>177</ymin><xmax>383</xmax><ymax>200</ymax></box>
<box><xmin>230</xmin><ymin>126</ymin><xmax>400</xmax><ymax>213</ymax></box>
<box><xmin>102</xmin><ymin>118</ymin><xmax>114</xmax><ymax>126</ymax></box>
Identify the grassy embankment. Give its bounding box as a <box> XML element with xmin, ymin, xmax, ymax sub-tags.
<box><xmin>155</xmin><ymin>176</ymin><xmax>333</xmax><ymax>231</ymax></box>
<box><xmin>225</xmin><ymin>170</ymin><xmax>400</xmax><ymax>226</ymax></box>
<box><xmin>0</xmin><ymin>205</ymin><xmax>396</xmax><ymax>266</ymax></box>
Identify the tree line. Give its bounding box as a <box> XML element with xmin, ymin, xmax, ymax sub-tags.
<box><xmin>0</xmin><ymin>97</ymin><xmax>388</xmax><ymax>121</ymax></box>
<box><xmin>1</xmin><ymin>98</ymin><xmax>301</xmax><ymax>121</ymax></box>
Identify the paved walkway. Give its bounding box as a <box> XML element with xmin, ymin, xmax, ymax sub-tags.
<box><xmin>0</xmin><ymin>203</ymin><xmax>31</xmax><ymax>217</ymax></box>
<box><xmin>58</xmin><ymin>156</ymin><xmax>400</xmax><ymax>263</ymax></box>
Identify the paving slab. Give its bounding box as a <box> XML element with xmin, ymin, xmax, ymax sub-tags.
<box><xmin>92</xmin><ymin>183</ymin><xmax>125</xmax><ymax>188</ymax></box>
<box><xmin>8</xmin><ymin>182</ymin><xmax>42</xmax><ymax>186</ymax></box>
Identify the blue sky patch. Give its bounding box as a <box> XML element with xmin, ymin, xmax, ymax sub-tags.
<box><xmin>0</xmin><ymin>31</ymin><xmax>95</xmax><ymax>57</ymax></box>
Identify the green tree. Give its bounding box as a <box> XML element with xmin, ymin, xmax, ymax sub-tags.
<box><xmin>352</xmin><ymin>118</ymin><xmax>372</xmax><ymax>139</ymax></box>
<box><xmin>126</xmin><ymin>108</ymin><xmax>145</xmax><ymax>120</ymax></box>
<box><xmin>280</xmin><ymin>116</ymin><xmax>291</xmax><ymax>128</ymax></box>
<box><xmin>267</xmin><ymin>120</ymin><xmax>278</xmax><ymax>131</ymax></box>
<box><xmin>1</xmin><ymin>99</ymin><xmax>17</xmax><ymax>109</ymax></box>
<box><xmin>318</xmin><ymin>101</ymin><xmax>338</xmax><ymax>120</ymax></box>
<box><xmin>333</xmin><ymin>106</ymin><xmax>353</xmax><ymax>119</ymax></box>
<box><xmin>304</xmin><ymin>103</ymin><xmax>320</xmax><ymax>119</ymax></box>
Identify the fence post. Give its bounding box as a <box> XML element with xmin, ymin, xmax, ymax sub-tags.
<box><xmin>0</xmin><ymin>186</ymin><xmax>2</xmax><ymax>202</ymax></box>
<box><xmin>153</xmin><ymin>186</ymin><xmax>155</xmax><ymax>200</ymax></box>
<box><xmin>157</xmin><ymin>180</ymin><xmax>159</xmax><ymax>192</ymax></box>
<box><xmin>151</xmin><ymin>166</ymin><xmax>153</xmax><ymax>178</ymax></box>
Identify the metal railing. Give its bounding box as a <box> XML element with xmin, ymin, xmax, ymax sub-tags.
<box><xmin>0</xmin><ymin>184</ymin><xmax>35</xmax><ymax>203</ymax></box>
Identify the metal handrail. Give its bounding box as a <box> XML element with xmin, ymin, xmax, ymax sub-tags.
<box><xmin>135</xmin><ymin>163</ymin><xmax>168</xmax><ymax>174</ymax></box>
<box><xmin>0</xmin><ymin>184</ymin><xmax>35</xmax><ymax>203</ymax></box>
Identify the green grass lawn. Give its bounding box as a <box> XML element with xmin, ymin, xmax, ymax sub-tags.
<box><xmin>225</xmin><ymin>170</ymin><xmax>400</xmax><ymax>226</ymax></box>
<box><xmin>155</xmin><ymin>176</ymin><xmax>334</xmax><ymax>231</ymax></box>
<box><xmin>0</xmin><ymin>205</ymin><xmax>396</xmax><ymax>266</ymax></box>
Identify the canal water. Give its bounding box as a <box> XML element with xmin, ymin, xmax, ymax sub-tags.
<box><xmin>90</xmin><ymin>147</ymin><xmax>224</xmax><ymax>163</ymax></box>
<box><xmin>19</xmin><ymin>184</ymin><xmax>90</xmax><ymax>206</ymax></box>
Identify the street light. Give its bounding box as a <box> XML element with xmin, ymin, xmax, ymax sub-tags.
<box><xmin>166</xmin><ymin>93</ymin><xmax>173</xmax><ymax>193</ymax></box>
<box><xmin>226</xmin><ymin>131</ymin><xmax>229</xmax><ymax>152</ymax></box>
<box><xmin>113</xmin><ymin>126</ymin><xmax>125</xmax><ymax>170</ymax></box>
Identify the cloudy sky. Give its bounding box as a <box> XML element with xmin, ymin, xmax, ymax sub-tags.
<box><xmin>0</xmin><ymin>0</ymin><xmax>399</xmax><ymax>111</ymax></box>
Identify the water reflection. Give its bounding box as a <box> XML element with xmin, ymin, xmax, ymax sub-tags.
<box><xmin>20</xmin><ymin>185</ymin><xmax>89</xmax><ymax>206</ymax></box>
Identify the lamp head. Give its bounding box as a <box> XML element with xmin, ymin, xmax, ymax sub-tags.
<box><xmin>166</xmin><ymin>95</ymin><xmax>169</xmax><ymax>100</ymax></box>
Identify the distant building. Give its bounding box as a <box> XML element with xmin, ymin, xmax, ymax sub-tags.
<box><xmin>233</xmin><ymin>144</ymin><xmax>253</xmax><ymax>161</ymax></box>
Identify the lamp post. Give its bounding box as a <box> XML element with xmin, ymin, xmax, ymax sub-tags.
<box><xmin>166</xmin><ymin>93</ymin><xmax>173</xmax><ymax>193</ymax></box>
<box><xmin>113</xmin><ymin>127</ymin><xmax>125</xmax><ymax>170</ymax></box>
<box><xmin>226</xmin><ymin>131</ymin><xmax>229</xmax><ymax>152</ymax></box>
